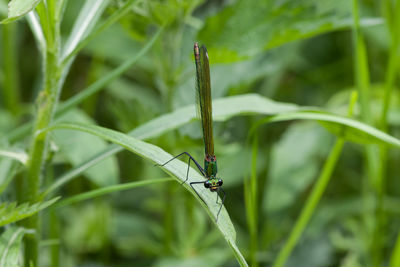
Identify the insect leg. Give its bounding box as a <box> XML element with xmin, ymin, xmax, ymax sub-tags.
<box><xmin>181</xmin><ymin>156</ymin><xmax>204</xmax><ymax>185</ymax></box>
<box><xmin>189</xmin><ymin>181</ymin><xmax>207</xmax><ymax>205</ymax></box>
<box><xmin>155</xmin><ymin>152</ymin><xmax>205</xmax><ymax>185</ymax></box>
<box><xmin>216</xmin><ymin>188</ymin><xmax>226</xmax><ymax>223</ymax></box>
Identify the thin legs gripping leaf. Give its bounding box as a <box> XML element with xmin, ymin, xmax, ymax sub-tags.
<box><xmin>190</xmin><ymin>181</ymin><xmax>207</xmax><ymax>205</ymax></box>
<box><xmin>156</xmin><ymin>152</ymin><xmax>205</xmax><ymax>184</ymax></box>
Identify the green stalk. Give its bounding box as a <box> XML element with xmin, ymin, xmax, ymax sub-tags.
<box><xmin>351</xmin><ymin>1</ymin><xmax>381</xmax><ymax>265</ymax></box>
<box><xmin>272</xmin><ymin>140</ymin><xmax>345</xmax><ymax>267</ymax></box>
<box><xmin>352</xmin><ymin>0</ymin><xmax>371</xmax><ymax>124</ymax></box>
<box><xmin>2</xmin><ymin>22</ymin><xmax>20</xmax><ymax>114</ymax></box>
<box><xmin>380</xmin><ymin>1</ymin><xmax>400</xmax><ymax>265</ymax></box>
<box><xmin>246</xmin><ymin>134</ymin><xmax>259</xmax><ymax>267</ymax></box>
<box><xmin>272</xmin><ymin>92</ymin><xmax>357</xmax><ymax>267</ymax></box>
<box><xmin>20</xmin><ymin>1</ymin><xmax>62</xmax><ymax>265</ymax></box>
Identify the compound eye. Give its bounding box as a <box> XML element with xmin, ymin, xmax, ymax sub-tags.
<box><xmin>218</xmin><ymin>179</ymin><xmax>223</xmax><ymax>186</ymax></box>
<box><xmin>204</xmin><ymin>181</ymin><xmax>211</xmax><ymax>188</ymax></box>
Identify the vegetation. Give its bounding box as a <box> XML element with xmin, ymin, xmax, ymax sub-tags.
<box><xmin>0</xmin><ymin>0</ymin><xmax>399</xmax><ymax>266</ymax></box>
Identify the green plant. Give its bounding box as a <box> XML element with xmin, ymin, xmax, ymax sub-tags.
<box><xmin>0</xmin><ymin>0</ymin><xmax>399</xmax><ymax>266</ymax></box>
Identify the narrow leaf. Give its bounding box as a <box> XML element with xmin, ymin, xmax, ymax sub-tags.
<box><xmin>62</xmin><ymin>0</ymin><xmax>109</xmax><ymax>59</ymax></box>
<box><xmin>42</xmin><ymin>122</ymin><xmax>248</xmax><ymax>267</ymax></box>
<box><xmin>45</xmin><ymin>94</ymin><xmax>400</xmax><ymax>196</ymax></box>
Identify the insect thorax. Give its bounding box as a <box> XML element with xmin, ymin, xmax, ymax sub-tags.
<box><xmin>204</xmin><ymin>154</ymin><xmax>217</xmax><ymax>178</ymax></box>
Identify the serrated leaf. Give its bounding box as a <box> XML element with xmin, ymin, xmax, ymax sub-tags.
<box><xmin>0</xmin><ymin>226</ymin><xmax>34</xmax><ymax>267</ymax></box>
<box><xmin>1</xmin><ymin>0</ymin><xmax>42</xmax><ymax>24</ymax></box>
<box><xmin>0</xmin><ymin>198</ymin><xmax>59</xmax><ymax>227</ymax></box>
<box><xmin>43</xmin><ymin>122</ymin><xmax>248</xmax><ymax>267</ymax></box>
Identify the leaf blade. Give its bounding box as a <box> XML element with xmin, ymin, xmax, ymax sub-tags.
<box><xmin>43</xmin><ymin>122</ymin><xmax>248</xmax><ymax>267</ymax></box>
<box><xmin>1</xmin><ymin>0</ymin><xmax>42</xmax><ymax>24</ymax></box>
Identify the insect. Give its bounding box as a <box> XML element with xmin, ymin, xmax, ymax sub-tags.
<box><xmin>158</xmin><ymin>43</ymin><xmax>225</xmax><ymax>221</ymax></box>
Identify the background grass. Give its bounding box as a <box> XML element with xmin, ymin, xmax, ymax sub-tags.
<box><xmin>1</xmin><ymin>0</ymin><xmax>400</xmax><ymax>266</ymax></box>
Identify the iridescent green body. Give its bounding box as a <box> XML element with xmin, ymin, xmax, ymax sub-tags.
<box><xmin>194</xmin><ymin>43</ymin><xmax>222</xmax><ymax>192</ymax></box>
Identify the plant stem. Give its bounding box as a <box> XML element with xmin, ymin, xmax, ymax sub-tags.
<box><xmin>351</xmin><ymin>1</ymin><xmax>381</xmax><ymax>265</ymax></box>
<box><xmin>384</xmin><ymin>0</ymin><xmax>400</xmax><ymax>267</ymax></box>
<box><xmin>272</xmin><ymin>139</ymin><xmax>345</xmax><ymax>267</ymax></box>
<box><xmin>244</xmin><ymin>132</ymin><xmax>259</xmax><ymax>267</ymax></box>
<box><xmin>377</xmin><ymin>0</ymin><xmax>400</xmax><ymax>264</ymax></box>
<box><xmin>2</xmin><ymin>22</ymin><xmax>20</xmax><ymax>114</ymax></box>
<box><xmin>272</xmin><ymin>92</ymin><xmax>357</xmax><ymax>267</ymax></box>
<box><xmin>21</xmin><ymin>1</ymin><xmax>62</xmax><ymax>266</ymax></box>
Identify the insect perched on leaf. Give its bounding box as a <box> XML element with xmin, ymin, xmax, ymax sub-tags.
<box><xmin>158</xmin><ymin>42</ymin><xmax>225</xmax><ymax>221</ymax></box>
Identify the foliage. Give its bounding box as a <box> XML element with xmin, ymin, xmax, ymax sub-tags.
<box><xmin>0</xmin><ymin>227</ymin><xmax>34</xmax><ymax>267</ymax></box>
<box><xmin>0</xmin><ymin>0</ymin><xmax>399</xmax><ymax>266</ymax></box>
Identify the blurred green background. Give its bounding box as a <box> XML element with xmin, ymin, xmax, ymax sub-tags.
<box><xmin>1</xmin><ymin>0</ymin><xmax>400</xmax><ymax>266</ymax></box>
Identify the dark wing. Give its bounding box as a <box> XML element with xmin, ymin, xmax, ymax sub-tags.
<box><xmin>194</xmin><ymin>43</ymin><xmax>214</xmax><ymax>156</ymax></box>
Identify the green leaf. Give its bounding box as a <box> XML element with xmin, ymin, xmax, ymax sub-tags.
<box><xmin>132</xmin><ymin>94</ymin><xmax>301</xmax><ymax>139</ymax></box>
<box><xmin>62</xmin><ymin>0</ymin><xmax>139</xmax><ymax>63</ymax></box>
<box><xmin>0</xmin><ymin>226</ymin><xmax>34</xmax><ymax>267</ymax></box>
<box><xmin>263</xmin><ymin>111</ymin><xmax>400</xmax><ymax>148</ymax></box>
<box><xmin>42</xmin><ymin>122</ymin><xmax>248</xmax><ymax>267</ymax></box>
<box><xmin>198</xmin><ymin>0</ymin><xmax>382</xmax><ymax>62</ymax></box>
<box><xmin>53</xmin><ymin>109</ymin><xmax>119</xmax><ymax>186</ymax></box>
<box><xmin>5</xmin><ymin>27</ymin><xmax>163</xmax><ymax>142</ymax></box>
<box><xmin>45</xmin><ymin>94</ymin><xmax>400</xmax><ymax>196</ymax></box>
<box><xmin>62</xmin><ymin>0</ymin><xmax>109</xmax><ymax>60</ymax></box>
<box><xmin>0</xmin><ymin>198</ymin><xmax>59</xmax><ymax>227</ymax></box>
<box><xmin>44</xmin><ymin>94</ymin><xmax>300</xmax><ymax>195</ymax></box>
<box><xmin>1</xmin><ymin>0</ymin><xmax>42</xmax><ymax>24</ymax></box>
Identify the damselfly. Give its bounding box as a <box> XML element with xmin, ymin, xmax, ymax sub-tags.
<box><xmin>158</xmin><ymin>43</ymin><xmax>225</xmax><ymax>221</ymax></box>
